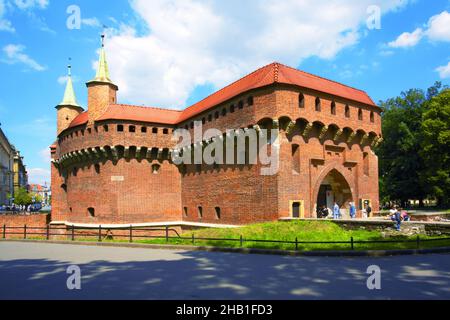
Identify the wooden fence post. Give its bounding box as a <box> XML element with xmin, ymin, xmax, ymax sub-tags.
<box><xmin>72</xmin><ymin>225</ymin><xmax>75</xmax><ymax>241</ymax></box>
<box><xmin>351</xmin><ymin>237</ymin><xmax>354</xmax><ymax>251</ymax></box>
<box><xmin>192</xmin><ymin>233</ymin><xmax>195</xmax><ymax>245</ymax></box>
<box><xmin>166</xmin><ymin>226</ymin><xmax>169</xmax><ymax>243</ymax></box>
<box><xmin>417</xmin><ymin>236</ymin><xmax>420</xmax><ymax>249</ymax></box>
<box><xmin>129</xmin><ymin>225</ymin><xmax>133</xmax><ymax>243</ymax></box>
<box><xmin>46</xmin><ymin>225</ymin><xmax>50</xmax><ymax>240</ymax></box>
<box><xmin>295</xmin><ymin>237</ymin><xmax>298</xmax><ymax>251</ymax></box>
<box><xmin>24</xmin><ymin>224</ymin><xmax>27</xmax><ymax>240</ymax></box>
<box><xmin>2</xmin><ymin>224</ymin><xmax>5</xmax><ymax>239</ymax></box>
<box><xmin>98</xmin><ymin>225</ymin><xmax>102</xmax><ymax>242</ymax></box>
<box><xmin>240</xmin><ymin>235</ymin><xmax>243</xmax><ymax>248</ymax></box>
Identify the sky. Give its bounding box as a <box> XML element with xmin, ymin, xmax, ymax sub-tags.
<box><xmin>0</xmin><ymin>0</ymin><xmax>449</xmax><ymax>186</ymax></box>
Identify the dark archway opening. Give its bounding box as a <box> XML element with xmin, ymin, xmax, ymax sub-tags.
<box><xmin>316</xmin><ymin>169</ymin><xmax>353</xmax><ymax>218</ymax></box>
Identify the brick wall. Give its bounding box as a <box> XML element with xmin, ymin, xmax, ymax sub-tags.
<box><xmin>51</xmin><ymin>84</ymin><xmax>381</xmax><ymax>225</ymax></box>
<box><xmin>0</xmin><ymin>214</ymin><xmax>50</xmax><ymax>239</ymax></box>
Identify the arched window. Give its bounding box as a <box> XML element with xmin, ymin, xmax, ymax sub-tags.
<box><xmin>117</xmin><ymin>125</ymin><xmax>124</xmax><ymax>132</ymax></box>
<box><xmin>208</xmin><ymin>114</ymin><xmax>213</xmax><ymax>122</ymax></box>
<box><xmin>230</xmin><ymin>104</ymin><xmax>235</xmax><ymax>113</ymax></box>
<box><xmin>141</xmin><ymin>126</ymin><xmax>147</xmax><ymax>133</ymax></box>
<box><xmin>331</xmin><ymin>101</ymin><xmax>336</xmax><ymax>115</ymax></box>
<box><xmin>299</xmin><ymin>93</ymin><xmax>305</xmax><ymax>108</ymax></box>
<box><xmin>238</xmin><ymin>101</ymin><xmax>244</xmax><ymax>109</ymax></box>
<box><xmin>129</xmin><ymin>126</ymin><xmax>136</xmax><ymax>133</ymax></box>
<box><xmin>88</xmin><ymin>207</ymin><xmax>95</xmax><ymax>218</ymax></box>
<box><xmin>153</xmin><ymin>128</ymin><xmax>158</xmax><ymax>134</ymax></box>
<box><xmin>370</xmin><ymin>111</ymin><xmax>375</xmax><ymax>123</ymax></box>
<box><xmin>222</xmin><ymin>108</ymin><xmax>227</xmax><ymax>117</ymax></box>
<box><xmin>247</xmin><ymin>96</ymin><xmax>254</xmax><ymax>106</ymax></box>
<box><xmin>315</xmin><ymin>97</ymin><xmax>321</xmax><ymax>112</ymax></box>
<box><xmin>358</xmin><ymin>109</ymin><xmax>363</xmax><ymax>121</ymax></box>
<box><xmin>345</xmin><ymin>105</ymin><xmax>350</xmax><ymax>118</ymax></box>
<box><xmin>198</xmin><ymin>207</ymin><xmax>203</xmax><ymax>219</ymax></box>
<box><xmin>215</xmin><ymin>111</ymin><xmax>219</xmax><ymax>119</ymax></box>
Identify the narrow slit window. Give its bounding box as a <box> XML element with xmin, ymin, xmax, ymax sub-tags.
<box><xmin>315</xmin><ymin>97</ymin><xmax>321</xmax><ymax>112</ymax></box>
<box><xmin>299</xmin><ymin>93</ymin><xmax>305</xmax><ymax>108</ymax></box>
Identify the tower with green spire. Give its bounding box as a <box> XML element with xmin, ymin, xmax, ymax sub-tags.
<box><xmin>86</xmin><ymin>34</ymin><xmax>119</xmax><ymax>124</ymax></box>
<box><xmin>56</xmin><ymin>61</ymin><xmax>84</xmax><ymax>136</ymax></box>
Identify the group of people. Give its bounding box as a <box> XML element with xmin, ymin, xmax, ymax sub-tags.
<box><xmin>389</xmin><ymin>206</ymin><xmax>410</xmax><ymax>231</ymax></box>
<box><xmin>0</xmin><ymin>204</ymin><xmax>42</xmax><ymax>214</ymax></box>
<box><xmin>316</xmin><ymin>202</ymin><xmax>372</xmax><ymax>220</ymax></box>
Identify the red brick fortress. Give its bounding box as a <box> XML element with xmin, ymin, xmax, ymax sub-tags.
<box><xmin>51</xmin><ymin>40</ymin><xmax>382</xmax><ymax>227</ymax></box>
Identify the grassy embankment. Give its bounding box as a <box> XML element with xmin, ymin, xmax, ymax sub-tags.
<box><xmin>14</xmin><ymin>220</ymin><xmax>450</xmax><ymax>251</ymax></box>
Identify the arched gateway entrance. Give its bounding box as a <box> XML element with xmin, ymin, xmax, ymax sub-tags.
<box><xmin>315</xmin><ymin>169</ymin><xmax>354</xmax><ymax>217</ymax></box>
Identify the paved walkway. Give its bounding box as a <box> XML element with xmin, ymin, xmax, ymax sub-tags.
<box><xmin>1</xmin><ymin>242</ymin><xmax>449</xmax><ymax>300</ymax></box>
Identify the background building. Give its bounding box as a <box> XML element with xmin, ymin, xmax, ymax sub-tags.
<box><xmin>0</xmin><ymin>125</ymin><xmax>14</xmax><ymax>205</ymax></box>
<box><xmin>13</xmin><ymin>148</ymin><xmax>28</xmax><ymax>193</ymax></box>
<box><xmin>29</xmin><ymin>183</ymin><xmax>51</xmax><ymax>206</ymax></box>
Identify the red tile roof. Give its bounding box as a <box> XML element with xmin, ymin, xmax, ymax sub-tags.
<box><xmin>98</xmin><ymin>104</ymin><xmax>182</xmax><ymax>125</ymax></box>
<box><xmin>69</xmin><ymin>111</ymin><xmax>88</xmax><ymax>128</ymax></box>
<box><xmin>67</xmin><ymin>62</ymin><xmax>377</xmax><ymax>131</ymax></box>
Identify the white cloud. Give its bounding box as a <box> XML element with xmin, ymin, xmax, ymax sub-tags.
<box><xmin>2</xmin><ymin>44</ymin><xmax>46</xmax><ymax>71</ymax></box>
<box><xmin>0</xmin><ymin>0</ymin><xmax>14</xmax><ymax>32</ymax></box>
<box><xmin>388</xmin><ymin>28</ymin><xmax>423</xmax><ymax>48</ymax></box>
<box><xmin>436</xmin><ymin>61</ymin><xmax>450</xmax><ymax>79</ymax></box>
<box><xmin>388</xmin><ymin>11</ymin><xmax>450</xmax><ymax>48</ymax></box>
<box><xmin>101</xmin><ymin>0</ymin><xmax>411</xmax><ymax>108</ymax></box>
<box><xmin>39</xmin><ymin>147</ymin><xmax>51</xmax><ymax>163</ymax></box>
<box><xmin>28</xmin><ymin>168</ymin><xmax>50</xmax><ymax>186</ymax></box>
<box><xmin>13</xmin><ymin>0</ymin><xmax>48</xmax><ymax>10</ymax></box>
<box><xmin>0</xmin><ymin>0</ymin><xmax>50</xmax><ymax>33</ymax></box>
<box><xmin>426</xmin><ymin>11</ymin><xmax>450</xmax><ymax>42</ymax></box>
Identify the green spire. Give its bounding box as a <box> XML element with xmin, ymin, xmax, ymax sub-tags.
<box><xmin>60</xmin><ymin>62</ymin><xmax>81</xmax><ymax>107</ymax></box>
<box><xmin>92</xmin><ymin>34</ymin><xmax>113</xmax><ymax>83</ymax></box>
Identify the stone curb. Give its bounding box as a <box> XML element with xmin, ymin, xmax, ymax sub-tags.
<box><xmin>2</xmin><ymin>239</ymin><xmax>450</xmax><ymax>257</ymax></box>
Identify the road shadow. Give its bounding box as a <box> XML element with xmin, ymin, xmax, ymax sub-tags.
<box><xmin>1</xmin><ymin>249</ymin><xmax>450</xmax><ymax>300</ymax></box>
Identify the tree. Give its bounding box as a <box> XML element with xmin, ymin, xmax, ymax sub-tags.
<box><xmin>32</xmin><ymin>193</ymin><xmax>43</xmax><ymax>204</ymax></box>
<box><xmin>420</xmin><ymin>89</ymin><xmax>450</xmax><ymax>207</ymax></box>
<box><xmin>13</xmin><ymin>188</ymin><xmax>32</xmax><ymax>206</ymax></box>
<box><xmin>377</xmin><ymin>89</ymin><xmax>427</xmax><ymax>206</ymax></box>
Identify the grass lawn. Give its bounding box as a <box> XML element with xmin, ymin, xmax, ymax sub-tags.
<box><xmin>9</xmin><ymin>220</ymin><xmax>450</xmax><ymax>252</ymax></box>
<box><xmin>135</xmin><ymin>220</ymin><xmax>450</xmax><ymax>251</ymax></box>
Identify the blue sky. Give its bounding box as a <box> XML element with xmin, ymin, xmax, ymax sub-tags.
<box><xmin>0</xmin><ymin>0</ymin><xmax>449</xmax><ymax>185</ymax></box>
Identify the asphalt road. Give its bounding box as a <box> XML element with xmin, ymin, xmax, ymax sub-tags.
<box><xmin>0</xmin><ymin>241</ymin><xmax>449</xmax><ymax>300</ymax></box>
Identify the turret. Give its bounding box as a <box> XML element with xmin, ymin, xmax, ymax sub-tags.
<box><xmin>86</xmin><ymin>34</ymin><xmax>118</xmax><ymax>125</ymax></box>
<box><xmin>56</xmin><ymin>61</ymin><xmax>84</xmax><ymax>136</ymax></box>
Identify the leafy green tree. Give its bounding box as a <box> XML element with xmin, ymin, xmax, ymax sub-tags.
<box><xmin>377</xmin><ymin>89</ymin><xmax>427</xmax><ymax>206</ymax></box>
<box><xmin>13</xmin><ymin>188</ymin><xmax>32</xmax><ymax>206</ymax></box>
<box><xmin>420</xmin><ymin>89</ymin><xmax>450</xmax><ymax>207</ymax></box>
<box><xmin>32</xmin><ymin>193</ymin><xmax>43</xmax><ymax>204</ymax></box>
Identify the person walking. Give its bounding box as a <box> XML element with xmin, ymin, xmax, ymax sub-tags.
<box><xmin>366</xmin><ymin>203</ymin><xmax>372</xmax><ymax>218</ymax></box>
<box><xmin>349</xmin><ymin>202</ymin><xmax>357</xmax><ymax>219</ymax></box>
<box><xmin>333</xmin><ymin>202</ymin><xmax>340</xmax><ymax>220</ymax></box>
<box><xmin>390</xmin><ymin>206</ymin><xmax>402</xmax><ymax>231</ymax></box>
